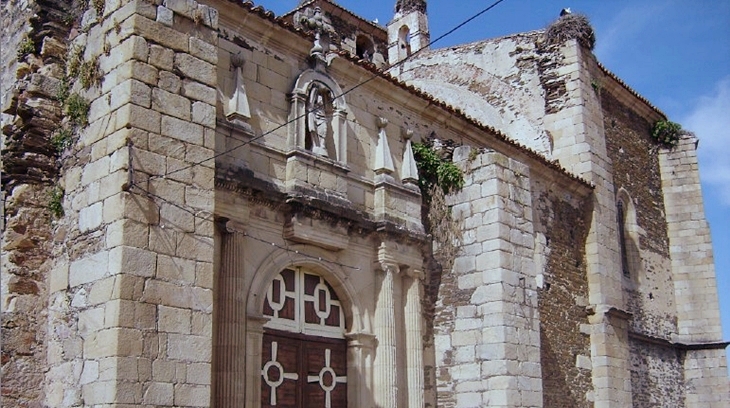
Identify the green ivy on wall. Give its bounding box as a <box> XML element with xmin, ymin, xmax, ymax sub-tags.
<box><xmin>651</xmin><ymin>120</ymin><xmax>682</xmax><ymax>148</ymax></box>
<box><xmin>412</xmin><ymin>142</ymin><xmax>464</xmax><ymax>200</ymax></box>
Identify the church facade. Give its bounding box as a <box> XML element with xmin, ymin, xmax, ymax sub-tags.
<box><xmin>1</xmin><ymin>0</ymin><xmax>728</xmax><ymax>407</ymax></box>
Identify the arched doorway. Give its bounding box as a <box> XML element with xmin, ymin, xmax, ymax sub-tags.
<box><xmin>261</xmin><ymin>268</ymin><xmax>347</xmax><ymax>408</ymax></box>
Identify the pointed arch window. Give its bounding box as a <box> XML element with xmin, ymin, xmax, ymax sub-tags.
<box><xmin>617</xmin><ymin>200</ymin><xmax>630</xmax><ymax>277</ymax></box>
<box><xmin>616</xmin><ymin>190</ymin><xmax>642</xmax><ymax>281</ymax></box>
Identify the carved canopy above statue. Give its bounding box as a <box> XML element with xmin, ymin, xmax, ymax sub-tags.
<box><xmin>288</xmin><ymin>69</ymin><xmax>348</xmax><ymax>164</ymax></box>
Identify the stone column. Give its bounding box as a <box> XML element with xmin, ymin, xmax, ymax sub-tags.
<box><xmin>287</xmin><ymin>92</ymin><xmax>307</xmax><ymax>148</ymax></box>
<box><xmin>346</xmin><ymin>332</ymin><xmax>377</xmax><ymax>408</ymax></box>
<box><xmin>404</xmin><ymin>269</ymin><xmax>425</xmax><ymax>408</ymax></box>
<box><xmin>214</xmin><ymin>220</ymin><xmax>246</xmax><ymax>407</ymax></box>
<box><xmin>244</xmin><ymin>316</ymin><xmax>267</xmax><ymax>408</ymax></box>
<box><xmin>373</xmin><ymin>261</ymin><xmax>399</xmax><ymax>408</ymax></box>
<box><xmin>333</xmin><ymin>108</ymin><xmax>348</xmax><ymax>164</ymax></box>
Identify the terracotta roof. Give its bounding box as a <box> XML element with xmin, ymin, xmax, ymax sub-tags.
<box><xmin>596</xmin><ymin>61</ymin><xmax>667</xmax><ymax>120</ymax></box>
<box><xmin>228</xmin><ymin>1</ymin><xmax>594</xmax><ymax>190</ymax></box>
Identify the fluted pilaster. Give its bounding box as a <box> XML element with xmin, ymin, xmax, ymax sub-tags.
<box><xmin>374</xmin><ymin>262</ymin><xmax>399</xmax><ymax>408</ymax></box>
<box><xmin>405</xmin><ymin>269</ymin><xmax>424</xmax><ymax>408</ymax></box>
<box><xmin>214</xmin><ymin>221</ymin><xmax>246</xmax><ymax>407</ymax></box>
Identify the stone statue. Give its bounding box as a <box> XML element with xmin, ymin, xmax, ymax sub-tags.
<box><xmin>306</xmin><ymin>85</ymin><xmax>332</xmax><ymax>157</ymax></box>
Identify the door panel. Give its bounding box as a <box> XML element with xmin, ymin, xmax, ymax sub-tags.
<box><xmin>262</xmin><ymin>332</ymin><xmax>347</xmax><ymax>408</ymax></box>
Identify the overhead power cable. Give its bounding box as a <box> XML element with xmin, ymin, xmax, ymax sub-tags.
<box><xmin>130</xmin><ymin>183</ymin><xmax>362</xmax><ymax>271</ymax></box>
<box><xmin>129</xmin><ymin>0</ymin><xmax>510</xmax><ymax>188</ymax></box>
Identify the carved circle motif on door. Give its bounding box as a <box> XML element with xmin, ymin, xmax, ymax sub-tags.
<box><xmin>262</xmin><ymin>268</ymin><xmax>347</xmax><ymax>408</ymax></box>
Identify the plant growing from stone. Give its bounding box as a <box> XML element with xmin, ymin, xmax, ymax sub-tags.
<box><xmin>17</xmin><ymin>35</ymin><xmax>35</xmax><ymax>60</ymax></box>
<box><xmin>413</xmin><ymin>141</ymin><xmax>465</xmax><ymax>274</ymax></box>
<box><xmin>651</xmin><ymin>120</ymin><xmax>682</xmax><ymax>148</ymax></box>
<box><xmin>91</xmin><ymin>0</ymin><xmax>104</xmax><ymax>17</ymax></box>
<box><xmin>51</xmin><ymin>128</ymin><xmax>74</xmax><ymax>152</ymax></box>
<box><xmin>412</xmin><ymin>142</ymin><xmax>464</xmax><ymax>200</ymax></box>
<box><xmin>79</xmin><ymin>56</ymin><xmax>100</xmax><ymax>89</ymax></box>
<box><xmin>64</xmin><ymin>93</ymin><xmax>90</xmax><ymax>126</ymax></box>
<box><xmin>49</xmin><ymin>187</ymin><xmax>65</xmax><ymax>218</ymax></box>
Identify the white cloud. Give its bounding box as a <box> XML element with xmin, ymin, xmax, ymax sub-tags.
<box><xmin>593</xmin><ymin>2</ymin><xmax>666</xmax><ymax>63</ymax></box>
<box><xmin>682</xmin><ymin>76</ymin><xmax>730</xmax><ymax>206</ymax></box>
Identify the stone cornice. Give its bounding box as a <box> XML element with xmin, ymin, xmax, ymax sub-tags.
<box><xmin>629</xmin><ymin>331</ymin><xmax>730</xmax><ymax>351</ymax></box>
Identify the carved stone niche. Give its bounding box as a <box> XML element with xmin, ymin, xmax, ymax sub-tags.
<box><xmin>286</xmin><ymin>68</ymin><xmax>350</xmax><ymax>199</ymax></box>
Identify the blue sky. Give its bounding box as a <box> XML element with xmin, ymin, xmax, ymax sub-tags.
<box><xmin>258</xmin><ymin>1</ymin><xmax>730</xmax><ymax>343</ymax></box>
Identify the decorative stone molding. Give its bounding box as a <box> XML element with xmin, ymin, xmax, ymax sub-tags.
<box><xmin>283</xmin><ymin>213</ymin><xmax>350</xmax><ymax>251</ymax></box>
<box><xmin>298</xmin><ymin>6</ymin><xmax>336</xmax><ymax>71</ymax></box>
<box><xmin>223</xmin><ymin>52</ymin><xmax>251</xmax><ymax>123</ymax></box>
<box><xmin>401</xmin><ymin>128</ymin><xmax>419</xmax><ymax>185</ymax></box>
<box><xmin>374</xmin><ymin>117</ymin><xmax>395</xmax><ymax>175</ymax></box>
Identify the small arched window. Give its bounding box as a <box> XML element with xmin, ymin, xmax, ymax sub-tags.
<box><xmin>398</xmin><ymin>25</ymin><xmax>412</xmax><ymax>57</ymax></box>
<box><xmin>356</xmin><ymin>35</ymin><xmax>375</xmax><ymax>61</ymax></box>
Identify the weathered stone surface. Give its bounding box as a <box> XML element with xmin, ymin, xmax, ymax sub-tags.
<box><xmin>152</xmin><ymin>87</ymin><xmax>191</xmax><ymax>120</ymax></box>
<box><xmin>174</xmin><ymin>53</ymin><xmax>216</xmax><ymax>87</ymax></box>
<box><xmin>2</xmin><ymin>3</ymin><xmax>727</xmax><ymax>408</ymax></box>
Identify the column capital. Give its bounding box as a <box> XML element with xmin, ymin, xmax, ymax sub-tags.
<box><xmin>345</xmin><ymin>332</ymin><xmax>377</xmax><ymax>349</ymax></box>
<box><xmin>374</xmin><ymin>260</ymin><xmax>400</xmax><ymax>275</ymax></box>
<box><xmin>405</xmin><ymin>267</ymin><xmax>424</xmax><ymax>280</ymax></box>
<box><xmin>217</xmin><ymin>217</ymin><xmax>246</xmax><ymax>235</ymax></box>
<box><xmin>246</xmin><ymin>313</ymin><xmax>269</xmax><ymax>334</ymax></box>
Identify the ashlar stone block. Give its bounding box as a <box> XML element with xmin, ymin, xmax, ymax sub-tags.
<box><xmin>100</xmin><ymin>35</ymin><xmax>149</xmax><ymax>74</ymax></box>
<box><xmin>108</xmin><ymin>245</ymin><xmax>157</xmax><ymax>278</ymax></box>
<box><xmin>158</xmin><ymin>70</ymin><xmax>182</xmax><ymax>93</ymax></box>
<box><xmin>174</xmin><ymin>383</ymin><xmax>211</xmax><ymax>407</ymax></box>
<box><xmin>152</xmin><ymin>87</ymin><xmax>191</xmax><ymax>120</ymax></box>
<box><xmin>117</xmin><ymin>103</ymin><xmax>161</xmax><ymax>133</ymax></box>
<box><xmin>126</xmin><ymin>14</ymin><xmax>188</xmax><ymax>53</ymax></box>
<box><xmin>149</xmin><ymin>44</ymin><xmax>175</xmax><ymax>70</ymax></box>
<box><xmin>162</xmin><ymin>114</ymin><xmax>204</xmax><ymax>145</ymax></box>
<box><xmin>181</xmin><ymin>79</ymin><xmax>217</xmax><ymax>105</ymax></box>
<box><xmin>189</xmin><ymin>36</ymin><xmax>217</xmax><ymax>64</ymax></box>
<box><xmin>174</xmin><ymin>53</ymin><xmax>216</xmax><ymax>87</ymax></box>
<box><xmin>167</xmin><ymin>333</ymin><xmax>211</xmax><ymax>362</ymax></box>
<box><xmin>191</xmin><ymin>101</ymin><xmax>215</xmax><ymax>128</ymax></box>
<box><xmin>69</xmin><ymin>251</ymin><xmax>110</xmax><ymax>287</ymax></box>
<box><xmin>158</xmin><ymin>305</ymin><xmax>192</xmax><ymax>334</ymax></box>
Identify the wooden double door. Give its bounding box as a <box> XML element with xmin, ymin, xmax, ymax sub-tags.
<box><xmin>261</xmin><ymin>330</ymin><xmax>347</xmax><ymax>408</ymax></box>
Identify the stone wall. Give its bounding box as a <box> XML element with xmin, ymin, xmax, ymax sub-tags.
<box><xmin>398</xmin><ymin>32</ymin><xmax>554</xmax><ymax>156</ymax></box>
<box><xmin>602</xmin><ymin>89</ymin><xmax>677</xmax><ymax>341</ymax></box>
<box><xmin>34</xmin><ymin>0</ymin><xmax>219</xmax><ymax>405</ymax></box>
<box><xmin>659</xmin><ymin>134</ymin><xmax>730</xmax><ymax>407</ymax></box>
<box><xmin>629</xmin><ymin>339</ymin><xmax>685</xmax><ymax>408</ymax></box>
<box><xmin>1</xmin><ymin>0</ymin><xmax>80</xmax><ymax>406</ymax></box>
<box><xmin>531</xmin><ymin>179</ymin><xmax>593</xmax><ymax>408</ymax></box>
<box><xmin>435</xmin><ymin>147</ymin><xmax>542</xmax><ymax>408</ymax></box>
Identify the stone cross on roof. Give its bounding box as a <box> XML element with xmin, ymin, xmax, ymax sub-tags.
<box><xmin>300</xmin><ymin>6</ymin><xmax>335</xmax><ymax>68</ymax></box>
